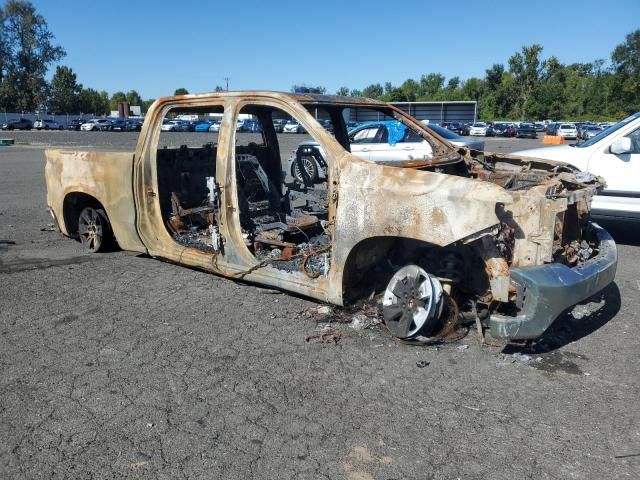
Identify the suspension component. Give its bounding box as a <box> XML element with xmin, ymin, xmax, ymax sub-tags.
<box><xmin>437</xmin><ymin>251</ymin><xmax>465</xmax><ymax>284</ymax></box>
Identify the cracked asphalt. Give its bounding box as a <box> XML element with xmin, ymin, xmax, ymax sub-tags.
<box><xmin>1</xmin><ymin>132</ymin><xmax>639</xmax><ymax>479</ymax></box>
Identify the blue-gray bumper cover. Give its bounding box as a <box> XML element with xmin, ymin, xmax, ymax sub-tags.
<box><xmin>489</xmin><ymin>223</ymin><xmax>617</xmax><ymax>340</ymax></box>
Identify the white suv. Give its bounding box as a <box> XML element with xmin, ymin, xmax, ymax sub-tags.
<box><xmin>556</xmin><ymin>123</ymin><xmax>577</xmax><ymax>139</ymax></box>
<box><xmin>513</xmin><ymin>112</ymin><xmax>640</xmax><ymax>220</ymax></box>
<box><xmin>469</xmin><ymin>122</ymin><xmax>489</xmax><ymax>136</ymax></box>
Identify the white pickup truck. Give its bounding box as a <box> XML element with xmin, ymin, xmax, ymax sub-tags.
<box><xmin>513</xmin><ymin>112</ymin><xmax>640</xmax><ymax>220</ymax></box>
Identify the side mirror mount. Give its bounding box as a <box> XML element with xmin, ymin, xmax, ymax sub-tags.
<box><xmin>610</xmin><ymin>137</ymin><xmax>632</xmax><ymax>155</ymax></box>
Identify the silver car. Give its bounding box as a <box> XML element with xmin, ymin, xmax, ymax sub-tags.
<box><xmin>287</xmin><ymin>120</ymin><xmax>484</xmax><ymax>183</ymax></box>
<box><xmin>33</xmin><ymin>119</ymin><xmax>64</xmax><ymax>130</ymax></box>
<box><xmin>425</xmin><ymin>123</ymin><xmax>484</xmax><ymax>150</ymax></box>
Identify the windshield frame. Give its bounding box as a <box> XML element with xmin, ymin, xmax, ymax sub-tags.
<box><xmin>300</xmin><ymin>101</ymin><xmax>460</xmax><ymax>165</ymax></box>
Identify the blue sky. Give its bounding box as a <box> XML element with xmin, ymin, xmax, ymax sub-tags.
<box><xmin>32</xmin><ymin>0</ymin><xmax>640</xmax><ymax>99</ymax></box>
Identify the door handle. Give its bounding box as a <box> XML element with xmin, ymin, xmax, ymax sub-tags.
<box><xmin>403</xmin><ymin>146</ymin><xmax>413</xmax><ymax>151</ymax></box>
<box><xmin>360</xmin><ymin>147</ymin><xmax>370</xmax><ymax>152</ymax></box>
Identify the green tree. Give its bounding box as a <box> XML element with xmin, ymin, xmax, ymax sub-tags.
<box><xmin>125</xmin><ymin>90</ymin><xmax>142</xmax><ymax>106</ymax></box>
<box><xmin>174</xmin><ymin>87</ymin><xmax>189</xmax><ymax>95</ymax></box>
<box><xmin>335</xmin><ymin>86</ymin><xmax>350</xmax><ymax>96</ymax></box>
<box><xmin>49</xmin><ymin>65</ymin><xmax>81</xmax><ymax>112</ymax></box>
<box><xmin>361</xmin><ymin>83</ymin><xmax>383</xmax><ymax>99</ymax></box>
<box><xmin>399</xmin><ymin>79</ymin><xmax>420</xmax><ymax>101</ymax></box>
<box><xmin>98</xmin><ymin>91</ymin><xmax>109</xmax><ymax>114</ymax></box>
<box><xmin>142</xmin><ymin>98</ymin><xmax>155</xmax><ymax>112</ymax></box>
<box><xmin>610</xmin><ymin>29</ymin><xmax>640</xmax><ymax>114</ymax></box>
<box><xmin>78</xmin><ymin>88</ymin><xmax>108</xmax><ymax>115</ymax></box>
<box><xmin>419</xmin><ymin>73</ymin><xmax>445</xmax><ymax>99</ymax></box>
<box><xmin>442</xmin><ymin>76</ymin><xmax>461</xmax><ymax>100</ymax></box>
<box><xmin>0</xmin><ymin>0</ymin><xmax>65</xmax><ymax>111</ymax></box>
<box><xmin>109</xmin><ymin>91</ymin><xmax>126</xmax><ymax>111</ymax></box>
<box><xmin>460</xmin><ymin>77</ymin><xmax>483</xmax><ymax>101</ymax></box>
<box><xmin>508</xmin><ymin>44</ymin><xmax>543</xmax><ymax>119</ymax></box>
<box><xmin>484</xmin><ymin>64</ymin><xmax>504</xmax><ymax>91</ymax></box>
<box><xmin>316</xmin><ymin>30</ymin><xmax>639</xmax><ymax>121</ymax></box>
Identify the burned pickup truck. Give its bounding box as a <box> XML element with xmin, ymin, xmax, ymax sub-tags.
<box><xmin>45</xmin><ymin>91</ymin><xmax>617</xmax><ymax>341</ymax></box>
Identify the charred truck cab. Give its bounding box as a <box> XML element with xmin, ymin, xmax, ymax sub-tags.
<box><xmin>45</xmin><ymin>92</ymin><xmax>617</xmax><ymax>342</ymax></box>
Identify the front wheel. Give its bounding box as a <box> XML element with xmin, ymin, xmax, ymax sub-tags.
<box><xmin>78</xmin><ymin>207</ymin><xmax>112</xmax><ymax>253</ymax></box>
<box><xmin>382</xmin><ymin>265</ymin><xmax>444</xmax><ymax>339</ymax></box>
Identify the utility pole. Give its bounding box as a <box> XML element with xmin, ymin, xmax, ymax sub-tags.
<box><xmin>224</xmin><ymin>77</ymin><xmax>230</xmax><ymax>91</ymax></box>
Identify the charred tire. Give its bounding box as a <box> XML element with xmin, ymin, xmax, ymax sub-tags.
<box><xmin>78</xmin><ymin>207</ymin><xmax>113</xmax><ymax>253</ymax></box>
<box><xmin>292</xmin><ymin>156</ymin><xmax>319</xmax><ymax>184</ymax></box>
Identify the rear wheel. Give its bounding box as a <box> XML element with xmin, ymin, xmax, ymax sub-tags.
<box><xmin>78</xmin><ymin>207</ymin><xmax>112</xmax><ymax>253</ymax></box>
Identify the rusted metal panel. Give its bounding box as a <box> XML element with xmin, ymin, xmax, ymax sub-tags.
<box><xmin>43</xmin><ymin>91</ymin><xmax>614</xmax><ymax>341</ymax></box>
<box><xmin>44</xmin><ymin>149</ymin><xmax>146</xmax><ymax>252</ymax></box>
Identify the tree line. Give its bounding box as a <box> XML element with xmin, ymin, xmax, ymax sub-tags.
<box><xmin>334</xmin><ymin>30</ymin><xmax>639</xmax><ymax>121</ymax></box>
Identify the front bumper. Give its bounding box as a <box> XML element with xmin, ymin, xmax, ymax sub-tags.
<box><xmin>489</xmin><ymin>223</ymin><xmax>617</xmax><ymax>340</ymax></box>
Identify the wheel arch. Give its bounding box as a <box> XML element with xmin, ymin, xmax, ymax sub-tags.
<box><xmin>62</xmin><ymin>192</ymin><xmax>110</xmax><ymax>238</ymax></box>
<box><xmin>340</xmin><ymin>236</ymin><xmax>444</xmax><ymax>305</ymax></box>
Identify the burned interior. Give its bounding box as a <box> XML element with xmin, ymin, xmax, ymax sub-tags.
<box><xmin>156</xmin><ymin>105</ymin><xmax>223</xmax><ymax>254</ymax></box>
<box><xmin>233</xmin><ymin>105</ymin><xmax>334</xmax><ymax>278</ymax></box>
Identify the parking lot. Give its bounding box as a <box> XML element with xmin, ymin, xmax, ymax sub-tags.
<box><xmin>1</xmin><ymin>132</ymin><xmax>639</xmax><ymax>479</ymax></box>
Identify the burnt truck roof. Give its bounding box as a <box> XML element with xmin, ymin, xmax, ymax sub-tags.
<box><xmin>164</xmin><ymin>90</ymin><xmax>387</xmax><ymax>107</ymax></box>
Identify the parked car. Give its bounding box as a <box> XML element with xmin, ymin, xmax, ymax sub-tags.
<box><xmin>238</xmin><ymin>119</ymin><xmax>261</xmax><ymax>133</ymax></box>
<box><xmin>1</xmin><ymin>118</ymin><xmax>33</xmax><ymax>130</ymax></box>
<box><xmin>575</xmin><ymin>123</ymin><xmax>588</xmax><ymax>138</ymax></box>
<box><xmin>33</xmin><ymin>119</ymin><xmax>64</xmax><ymax>130</ymax></box>
<box><xmin>209</xmin><ymin>121</ymin><xmax>221</xmax><ymax>132</ymax></box>
<box><xmin>283</xmin><ymin>120</ymin><xmax>305</xmax><ymax>133</ymax></box>
<box><xmin>424</xmin><ymin>123</ymin><xmax>484</xmax><ymax>150</ymax></box>
<box><xmin>66</xmin><ymin>119</ymin><xmax>85</xmax><ymax>131</ymax></box>
<box><xmin>126</xmin><ymin>119</ymin><xmax>143</xmax><ymax>132</ymax></box>
<box><xmin>556</xmin><ymin>123</ymin><xmax>578</xmax><ymax>139</ymax></box>
<box><xmin>493</xmin><ymin>123</ymin><xmax>516</xmax><ymax>137</ymax></box>
<box><xmin>194</xmin><ymin>121</ymin><xmax>213</xmax><ymax>132</ymax></box>
<box><xmin>580</xmin><ymin>125</ymin><xmax>602</xmax><ymax>140</ymax></box>
<box><xmin>516</xmin><ymin>123</ymin><xmax>537</xmax><ymax>139</ymax></box>
<box><xmin>513</xmin><ymin>111</ymin><xmax>640</xmax><ymax>220</ymax></box>
<box><xmin>289</xmin><ymin>120</ymin><xmax>480</xmax><ymax>184</ymax></box>
<box><xmin>319</xmin><ymin>119</ymin><xmax>334</xmax><ymax>133</ymax></box>
<box><xmin>160</xmin><ymin>120</ymin><xmax>182</xmax><ymax>132</ymax></box>
<box><xmin>81</xmin><ymin>119</ymin><xmax>113</xmax><ymax>131</ymax></box>
<box><xmin>273</xmin><ymin>119</ymin><xmax>287</xmax><ymax>133</ymax></box>
<box><xmin>545</xmin><ymin>123</ymin><xmax>558</xmax><ymax>135</ymax></box>
<box><xmin>43</xmin><ymin>90</ymin><xmax>616</xmax><ymax>343</ymax></box>
<box><xmin>442</xmin><ymin>122</ymin><xmax>464</xmax><ymax>135</ymax></box>
<box><xmin>534</xmin><ymin>123</ymin><xmax>545</xmax><ymax>132</ymax></box>
<box><xmin>110</xmin><ymin>119</ymin><xmax>132</xmax><ymax>132</ymax></box>
<box><xmin>469</xmin><ymin>122</ymin><xmax>490</xmax><ymax>136</ymax></box>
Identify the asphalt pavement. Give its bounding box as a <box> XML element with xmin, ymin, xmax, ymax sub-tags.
<box><xmin>0</xmin><ymin>132</ymin><xmax>639</xmax><ymax>479</ymax></box>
